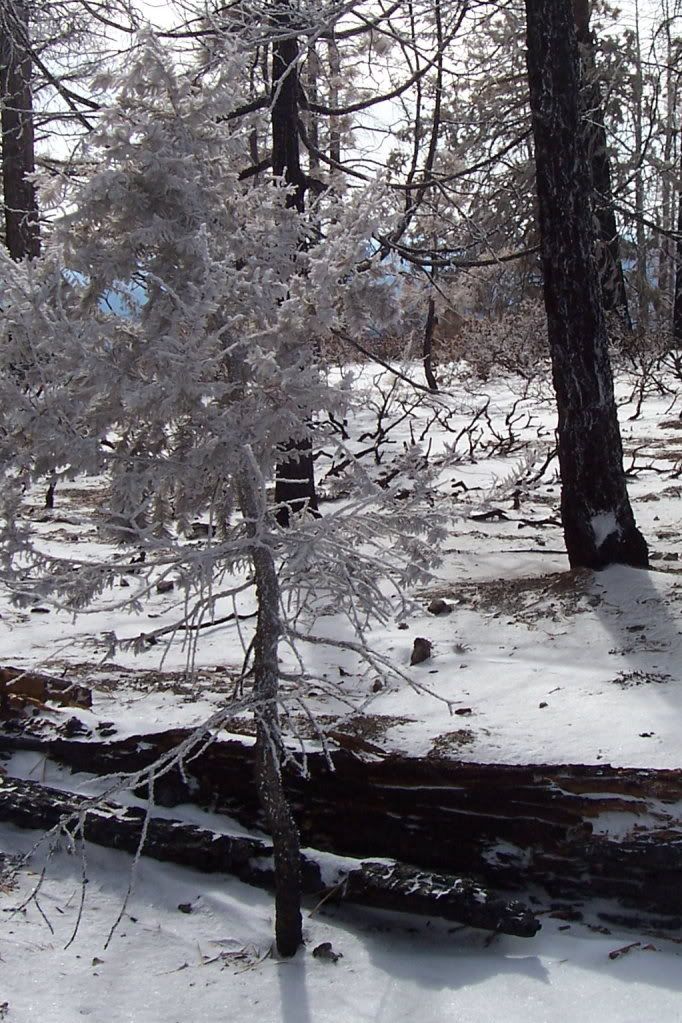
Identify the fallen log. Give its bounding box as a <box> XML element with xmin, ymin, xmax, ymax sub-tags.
<box><xmin>4</xmin><ymin>723</ymin><xmax>682</xmax><ymax>926</ymax></box>
<box><xmin>0</xmin><ymin>774</ymin><xmax>539</xmax><ymax>937</ymax></box>
<box><xmin>0</xmin><ymin>665</ymin><xmax>92</xmax><ymax>714</ymax></box>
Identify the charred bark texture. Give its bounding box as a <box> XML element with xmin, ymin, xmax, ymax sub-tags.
<box><xmin>271</xmin><ymin>29</ymin><xmax>306</xmax><ymax>211</ymax></box>
<box><xmin>5</xmin><ymin>724</ymin><xmax>682</xmax><ymax>928</ymax></box>
<box><xmin>0</xmin><ymin>0</ymin><xmax>39</xmax><ymax>261</ymax></box>
<box><xmin>238</xmin><ymin>463</ymin><xmax>302</xmax><ymax>957</ymax></box>
<box><xmin>0</xmin><ymin>773</ymin><xmax>540</xmax><ymax>937</ymax></box>
<box><xmin>572</xmin><ymin>0</ymin><xmax>630</xmax><ymax>327</ymax></box>
<box><xmin>422</xmin><ymin>297</ymin><xmax>439</xmax><ymax>392</ymax></box>
<box><xmin>270</xmin><ymin>11</ymin><xmax>318</xmax><ymax>528</ymax></box>
<box><xmin>673</xmin><ymin>150</ymin><xmax>682</xmax><ymax>344</ymax></box>
<box><xmin>273</xmin><ymin>440</ymin><xmax>318</xmax><ymax>528</ymax></box>
<box><xmin>525</xmin><ymin>0</ymin><xmax>647</xmax><ymax>570</ymax></box>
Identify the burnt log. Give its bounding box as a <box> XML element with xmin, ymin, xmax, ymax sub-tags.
<box><xmin>3</xmin><ymin>723</ymin><xmax>682</xmax><ymax>925</ymax></box>
<box><xmin>0</xmin><ymin>773</ymin><xmax>539</xmax><ymax>937</ymax></box>
<box><xmin>0</xmin><ymin>665</ymin><xmax>92</xmax><ymax>714</ymax></box>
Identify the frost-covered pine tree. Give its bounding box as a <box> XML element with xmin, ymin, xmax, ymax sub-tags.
<box><xmin>0</xmin><ymin>31</ymin><xmax>444</xmax><ymax>955</ymax></box>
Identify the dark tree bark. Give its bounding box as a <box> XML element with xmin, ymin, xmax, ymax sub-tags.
<box><xmin>572</xmin><ymin>0</ymin><xmax>630</xmax><ymax>328</ymax></box>
<box><xmin>270</xmin><ymin>14</ymin><xmax>318</xmax><ymax>528</ymax></box>
<box><xmin>0</xmin><ymin>2</ymin><xmax>51</xmax><ymax>507</ymax></box>
<box><xmin>327</xmin><ymin>38</ymin><xmax>341</xmax><ymax>168</ymax></box>
<box><xmin>422</xmin><ymin>296</ymin><xmax>439</xmax><ymax>392</ymax></box>
<box><xmin>673</xmin><ymin>150</ymin><xmax>682</xmax><ymax>345</ymax></box>
<box><xmin>524</xmin><ymin>0</ymin><xmax>648</xmax><ymax>570</ymax></box>
<box><xmin>0</xmin><ymin>0</ymin><xmax>39</xmax><ymax>261</ymax></box>
<box><xmin>237</xmin><ymin>462</ymin><xmax>303</xmax><ymax>958</ymax></box>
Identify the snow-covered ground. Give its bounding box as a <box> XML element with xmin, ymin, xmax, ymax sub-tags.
<box><xmin>2</xmin><ymin>369</ymin><xmax>682</xmax><ymax>768</ymax></box>
<box><xmin>3</xmin><ymin>366</ymin><xmax>682</xmax><ymax>1019</ymax></box>
<box><xmin>3</xmin><ymin>826</ymin><xmax>682</xmax><ymax>1023</ymax></box>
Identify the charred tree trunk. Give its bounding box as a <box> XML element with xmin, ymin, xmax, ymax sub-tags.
<box><xmin>673</xmin><ymin>147</ymin><xmax>682</xmax><ymax>344</ymax></box>
<box><xmin>271</xmin><ymin>15</ymin><xmax>318</xmax><ymax>529</ymax></box>
<box><xmin>0</xmin><ymin>2</ymin><xmax>51</xmax><ymax>507</ymax></box>
<box><xmin>422</xmin><ymin>296</ymin><xmax>439</xmax><ymax>392</ymax></box>
<box><xmin>572</xmin><ymin>0</ymin><xmax>630</xmax><ymax>328</ymax></box>
<box><xmin>0</xmin><ymin>0</ymin><xmax>39</xmax><ymax>261</ymax></box>
<box><xmin>237</xmin><ymin>459</ymin><xmax>302</xmax><ymax>958</ymax></box>
<box><xmin>327</xmin><ymin>37</ymin><xmax>341</xmax><ymax>168</ymax></box>
<box><xmin>525</xmin><ymin>0</ymin><xmax>648</xmax><ymax>570</ymax></box>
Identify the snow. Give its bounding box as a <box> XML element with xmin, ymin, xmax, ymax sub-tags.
<box><xmin>3</xmin><ymin>369</ymin><xmax>682</xmax><ymax>1017</ymax></box>
<box><xmin>4</xmin><ymin>374</ymin><xmax>682</xmax><ymax>774</ymax></box>
<box><xmin>3</xmin><ymin>826</ymin><xmax>682</xmax><ymax>1023</ymax></box>
<box><xmin>591</xmin><ymin>511</ymin><xmax>620</xmax><ymax>548</ymax></box>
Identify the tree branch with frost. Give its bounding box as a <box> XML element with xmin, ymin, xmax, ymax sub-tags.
<box><xmin>0</xmin><ymin>31</ymin><xmax>455</xmax><ymax>953</ymax></box>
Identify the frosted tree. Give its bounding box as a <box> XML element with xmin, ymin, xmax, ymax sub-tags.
<box><xmin>0</xmin><ymin>30</ymin><xmax>443</xmax><ymax>955</ymax></box>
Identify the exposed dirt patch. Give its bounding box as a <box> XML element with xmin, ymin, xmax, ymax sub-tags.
<box><xmin>219</xmin><ymin>712</ymin><xmax>414</xmax><ymax>744</ymax></box>
<box><xmin>45</xmin><ymin>484</ymin><xmax>107</xmax><ymax>508</ymax></box>
<box><xmin>47</xmin><ymin>660</ymin><xmax>240</xmax><ymax>701</ymax></box>
<box><xmin>425</xmin><ymin>568</ymin><xmax>596</xmax><ymax>625</ymax></box>
<box><xmin>610</xmin><ymin>670</ymin><xmax>673</xmax><ymax>689</ymax></box>
<box><xmin>0</xmin><ymin>856</ymin><xmax>18</xmax><ymax>895</ymax></box>
<box><xmin>428</xmin><ymin>728</ymin><xmax>477</xmax><ymax>757</ymax></box>
<box><xmin>331</xmin><ymin>713</ymin><xmax>413</xmax><ymax>743</ymax></box>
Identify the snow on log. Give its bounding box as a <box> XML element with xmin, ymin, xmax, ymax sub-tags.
<box><xmin>0</xmin><ymin>774</ymin><xmax>539</xmax><ymax>937</ymax></box>
<box><xmin>4</xmin><ymin>723</ymin><xmax>682</xmax><ymax>925</ymax></box>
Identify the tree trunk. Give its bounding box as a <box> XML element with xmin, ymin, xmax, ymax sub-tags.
<box><xmin>631</xmin><ymin>0</ymin><xmax>649</xmax><ymax>329</ymax></box>
<box><xmin>270</xmin><ymin>15</ymin><xmax>318</xmax><ymax>528</ymax></box>
<box><xmin>655</xmin><ymin>6</ymin><xmax>676</xmax><ymax>324</ymax></box>
<box><xmin>422</xmin><ymin>296</ymin><xmax>439</xmax><ymax>392</ymax></box>
<box><xmin>273</xmin><ymin>441</ymin><xmax>318</xmax><ymax>528</ymax></box>
<box><xmin>673</xmin><ymin>142</ymin><xmax>682</xmax><ymax>344</ymax></box>
<box><xmin>524</xmin><ymin>0</ymin><xmax>648</xmax><ymax>570</ymax></box>
<box><xmin>237</xmin><ymin>459</ymin><xmax>302</xmax><ymax>957</ymax></box>
<box><xmin>572</xmin><ymin>0</ymin><xmax>630</xmax><ymax>328</ymax></box>
<box><xmin>0</xmin><ymin>0</ymin><xmax>39</xmax><ymax>261</ymax></box>
<box><xmin>327</xmin><ymin>37</ymin><xmax>341</xmax><ymax>168</ymax></box>
<box><xmin>305</xmin><ymin>44</ymin><xmax>321</xmax><ymax>176</ymax></box>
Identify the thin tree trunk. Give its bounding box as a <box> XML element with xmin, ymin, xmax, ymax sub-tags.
<box><xmin>632</xmin><ymin>0</ymin><xmax>649</xmax><ymax>329</ymax></box>
<box><xmin>306</xmin><ymin>44</ymin><xmax>320</xmax><ymax>175</ymax></box>
<box><xmin>237</xmin><ymin>458</ymin><xmax>302</xmax><ymax>958</ymax></box>
<box><xmin>0</xmin><ymin>0</ymin><xmax>39</xmax><ymax>261</ymax></box>
<box><xmin>572</xmin><ymin>0</ymin><xmax>630</xmax><ymax>327</ymax></box>
<box><xmin>327</xmin><ymin>37</ymin><xmax>341</xmax><ymax>168</ymax></box>
<box><xmin>0</xmin><ymin>1</ymin><xmax>49</xmax><ymax>505</ymax></box>
<box><xmin>422</xmin><ymin>296</ymin><xmax>438</xmax><ymax>392</ymax></box>
<box><xmin>270</xmin><ymin>15</ymin><xmax>318</xmax><ymax>528</ymax></box>
<box><xmin>656</xmin><ymin>1</ymin><xmax>675</xmax><ymax>321</ymax></box>
<box><xmin>672</xmin><ymin>143</ymin><xmax>682</xmax><ymax>343</ymax></box>
<box><xmin>525</xmin><ymin>0</ymin><xmax>648</xmax><ymax>570</ymax></box>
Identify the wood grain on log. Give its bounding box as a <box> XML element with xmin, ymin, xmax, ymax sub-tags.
<box><xmin>0</xmin><ymin>665</ymin><xmax>92</xmax><ymax>713</ymax></box>
<box><xmin>0</xmin><ymin>774</ymin><xmax>539</xmax><ymax>937</ymax></box>
<box><xmin>2</xmin><ymin>724</ymin><xmax>682</xmax><ymax>925</ymax></box>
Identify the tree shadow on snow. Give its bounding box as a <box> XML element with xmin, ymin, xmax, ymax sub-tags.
<box><xmin>589</xmin><ymin>563</ymin><xmax>682</xmax><ymax>714</ymax></box>
<box><xmin>277</xmin><ymin>957</ymin><xmax>313</xmax><ymax>1023</ymax></box>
